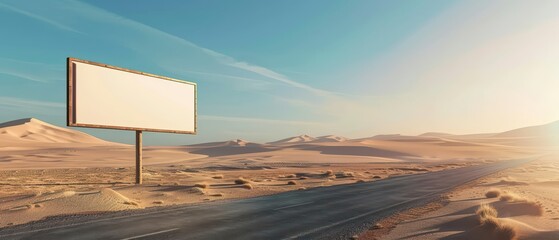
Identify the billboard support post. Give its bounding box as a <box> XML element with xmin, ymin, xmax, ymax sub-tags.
<box><xmin>135</xmin><ymin>130</ymin><xmax>143</xmax><ymax>184</ymax></box>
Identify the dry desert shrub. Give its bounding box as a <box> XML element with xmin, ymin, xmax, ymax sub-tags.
<box><xmin>475</xmin><ymin>203</ymin><xmax>518</xmax><ymax>240</ymax></box>
<box><xmin>485</xmin><ymin>189</ymin><xmax>501</xmax><ymax>198</ymax></box>
<box><xmin>123</xmin><ymin>200</ymin><xmax>139</xmax><ymax>206</ymax></box>
<box><xmin>494</xmin><ymin>224</ymin><xmax>517</xmax><ymax>240</ymax></box>
<box><xmin>336</xmin><ymin>172</ymin><xmax>355</xmax><ymax>178</ymax></box>
<box><xmin>480</xmin><ymin>216</ymin><xmax>500</xmax><ymax>230</ymax></box>
<box><xmin>287</xmin><ymin>180</ymin><xmax>297</xmax><ymax>185</ymax></box>
<box><xmin>498</xmin><ymin>191</ymin><xmax>543</xmax><ymax>216</ymax></box>
<box><xmin>190</xmin><ymin>187</ymin><xmax>206</xmax><ymax>195</ymax></box>
<box><xmin>476</xmin><ymin>203</ymin><xmax>498</xmax><ymax>223</ymax></box>
<box><xmin>194</xmin><ymin>183</ymin><xmax>209</xmax><ymax>189</ymax></box>
<box><xmin>234</xmin><ymin>178</ymin><xmax>251</xmax><ymax>184</ymax></box>
<box><xmin>371</xmin><ymin>223</ymin><xmax>384</xmax><ymax>230</ymax></box>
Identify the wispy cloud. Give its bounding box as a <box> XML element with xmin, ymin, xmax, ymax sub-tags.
<box><xmin>0</xmin><ymin>97</ymin><xmax>64</xmax><ymax>115</ymax></box>
<box><xmin>0</xmin><ymin>2</ymin><xmax>81</xmax><ymax>34</ymax></box>
<box><xmin>3</xmin><ymin>0</ymin><xmax>340</xmax><ymax>97</ymax></box>
<box><xmin>196</xmin><ymin>47</ymin><xmax>337</xmax><ymax>97</ymax></box>
<box><xmin>176</xmin><ymin>69</ymin><xmax>272</xmax><ymax>89</ymax></box>
<box><xmin>0</xmin><ymin>97</ymin><xmax>64</xmax><ymax>108</ymax></box>
<box><xmin>200</xmin><ymin>115</ymin><xmax>322</xmax><ymax>126</ymax></box>
<box><xmin>0</xmin><ymin>57</ymin><xmax>62</xmax><ymax>83</ymax></box>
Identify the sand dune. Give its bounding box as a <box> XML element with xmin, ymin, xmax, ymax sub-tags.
<box><xmin>267</xmin><ymin>134</ymin><xmax>317</xmax><ymax>144</ymax></box>
<box><xmin>372</xmin><ymin>156</ymin><xmax>559</xmax><ymax>240</ymax></box>
<box><xmin>0</xmin><ymin>188</ymin><xmax>141</xmax><ymax>226</ymax></box>
<box><xmin>0</xmin><ymin>118</ymin><xmax>110</xmax><ymax>145</ymax></box>
<box><xmin>1</xmin><ymin>117</ymin><xmax>557</xmax><ymax>230</ymax></box>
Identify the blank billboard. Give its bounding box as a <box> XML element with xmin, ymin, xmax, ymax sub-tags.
<box><xmin>67</xmin><ymin>58</ymin><xmax>196</xmax><ymax>134</ymax></box>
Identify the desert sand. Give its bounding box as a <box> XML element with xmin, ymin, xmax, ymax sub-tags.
<box><xmin>359</xmin><ymin>157</ymin><xmax>559</xmax><ymax>240</ymax></box>
<box><xmin>1</xmin><ymin>118</ymin><xmax>558</xmax><ymax>230</ymax></box>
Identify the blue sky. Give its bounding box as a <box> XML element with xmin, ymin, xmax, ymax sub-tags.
<box><xmin>1</xmin><ymin>0</ymin><xmax>559</xmax><ymax>145</ymax></box>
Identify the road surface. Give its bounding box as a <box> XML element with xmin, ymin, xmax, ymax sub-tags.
<box><xmin>0</xmin><ymin>158</ymin><xmax>530</xmax><ymax>240</ymax></box>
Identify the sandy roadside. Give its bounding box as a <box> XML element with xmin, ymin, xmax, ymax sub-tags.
<box><xmin>0</xmin><ymin>160</ymin><xmax>475</xmax><ymax>228</ymax></box>
<box><xmin>358</xmin><ymin>155</ymin><xmax>559</xmax><ymax>240</ymax></box>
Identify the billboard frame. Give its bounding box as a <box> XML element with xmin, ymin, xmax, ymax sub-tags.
<box><xmin>67</xmin><ymin>57</ymin><xmax>197</xmax><ymax>134</ymax></box>
<box><xmin>66</xmin><ymin>57</ymin><xmax>198</xmax><ymax>184</ymax></box>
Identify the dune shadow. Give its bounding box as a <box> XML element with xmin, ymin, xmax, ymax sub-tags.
<box><xmin>289</xmin><ymin>145</ymin><xmax>415</xmax><ymax>158</ymax></box>
<box><xmin>405</xmin><ymin>204</ymin><xmax>480</xmax><ymax>224</ymax></box>
<box><xmin>190</xmin><ymin>146</ymin><xmax>276</xmax><ymax>157</ymax></box>
<box><xmin>526</xmin><ymin>230</ymin><xmax>559</xmax><ymax>240</ymax></box>
<box><xmin>403</xmin><ymin>214</ymin><xmax>479</xmax><ymax>239</ymax></box>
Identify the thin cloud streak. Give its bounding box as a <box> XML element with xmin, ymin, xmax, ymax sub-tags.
<box><xmin>200</xmin><ymin>115</ymin><xmax>322</xmax><ymax>126</ymax></box>
<box><xmin>0</xmin><ymin>97</ymin><xmax>65</xmax><ymax>108</ymax></box>
<box><xmin>0</xmin><ymin>57</ymin><xmax>63</xmax><ymax>83</ymax></box>
<box><xmin>0</xmin><ymin>2</ymin><xmax>81</xmax><ymax>34</ymax></box>
<box><xmin>178</xmin><ymin>69</ymin><xmax>272</xmax><ymax>86</ymax></box>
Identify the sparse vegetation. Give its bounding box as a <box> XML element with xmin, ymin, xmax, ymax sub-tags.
<box><xmin>476</xmin><ymin>203</ymin><xmax>498</xmax><ymax>223</ymax></box>
<box><xmin>475</xmin><ymin>203</ymin><xmax>518</xmax><ymax>240</ymax></box>
<box><xmin>494</xmin><ymin>224</ymin><xmax>517</xmax><ymax>240</ymax></box>
<box><xmin>498</xmin><ymin>191</ymin><xmax>543</xmax><ymax>216</ymax></box>
<box><xmin>190</xmin><ymin>187</ymin><xmax>206</xmax><ymax>195</ymax></box>
<box><xmin>234</xmin><ymin>178</ymin><xmax>251</xmax><ymax>184</ymax></box>
<box><xmin>194</xmin><ymin>183</ymin><xmax>209</xmax><ymax>189</ymax></box>
<box><xmin>371</xmin><ymin>223</ymin><xmax>383</xmax><ymax>229</ymax></box>
<box><xmin>123</xmin><ymin>200</ymin><xmax>139</xmax><ymax>206</ymax></box>
<box><xmin>485</xmin><ymin>189</ymin><xmax>501</xmax><ymax>198</ymax></box>
<box><xmin>335</xmin><ymin>171</ymin><xmax>355</xmax><ymax>178</ymax></box>
<box><xmin>499</xmin><ymin>192</ymin><xmax>523</xmax><ymax>202</ymax></box>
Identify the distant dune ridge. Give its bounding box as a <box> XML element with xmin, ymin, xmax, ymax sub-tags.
<box><xmin>268</xmin><ymin>134</ymin><xmax>317</xmax><ymax>144</ymax></box>
<box><xmin>2</xmin><ymin>117</ymin><xmax>559</xmax><ymax>147</ymax></box>
<box><xmin>1</xmin><ymin>117</ymin><xmax>559</xmax><ymax>169</ymax></box>
<box><xmin>0</xmin><ymin>118</ymin><xmax>109</xmax><ymax>144</ymax></box>
<box><xmin>494</xmin><ymin>120</ymin><xmax>559</xmax><ymax>138</ymax></box>
<box><xmin>267</xmin><ymin>134</ymin><xmax>347</xmax><ymax>144</ymax></box>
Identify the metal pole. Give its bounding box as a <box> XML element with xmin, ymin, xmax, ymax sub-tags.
<box><xmin>135</xmin><ymin>130</ymin><xmax>143</xmax><ymax>184</ymax></box>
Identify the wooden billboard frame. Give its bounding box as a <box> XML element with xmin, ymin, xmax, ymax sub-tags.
<box><xmin>67</xmin><ymin>57</ymin><xmax>197</xmax><ymax>134</ymax></box>
<box><xmin>66</xmin><ymin>57</ymin><xmax>197</xmax><ymax>184</ymax></box>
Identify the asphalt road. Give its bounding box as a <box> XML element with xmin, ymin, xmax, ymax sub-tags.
<box><xmin>0</xmin><ymin>158</ymin><xmax>530</xmax><ymax>240</ymax></box>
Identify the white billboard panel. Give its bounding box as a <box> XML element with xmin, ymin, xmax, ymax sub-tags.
<box><xmin>67</xmin><ymin>58</ymin><xmax>196</xmax><ymax>134</ymax></box>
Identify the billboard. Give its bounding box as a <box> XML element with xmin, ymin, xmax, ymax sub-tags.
<box><xmin>67</xmin><ymin>58</ymin><xmax>197</xmax><ymax>134</ymax></box>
